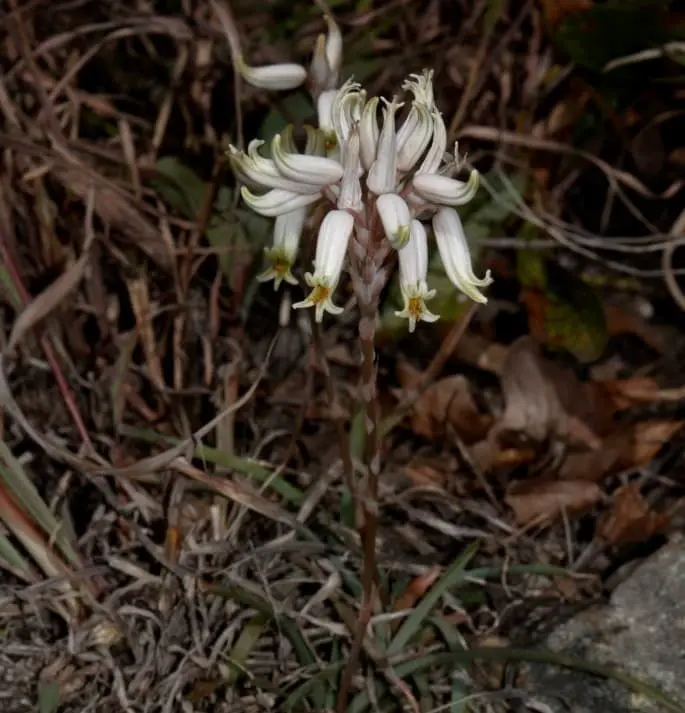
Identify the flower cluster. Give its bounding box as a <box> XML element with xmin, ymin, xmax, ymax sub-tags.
<box><xmin>230</xmin><ymin>16</ymin><xmax>492</xmax><ymax>331</ymax></box>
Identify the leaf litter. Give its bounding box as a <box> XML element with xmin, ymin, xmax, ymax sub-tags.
<box><xmin>1</xmin><ymin>0</ymin><xmax>685</xmax><ymax>712</ymax></box>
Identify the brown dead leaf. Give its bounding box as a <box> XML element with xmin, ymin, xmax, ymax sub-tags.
<box><xmin>393</xmin><ymin>567</ymin><xmax>442</xmax><ymax>614</ymax></box>
<box><xmin>506</xmin><ymin>477</ymin><xmax>604</xmax><ymax>525</ymax></box>
<box><xmin>403</xmin><ymin>463</ymin><xmax>447</xmax><ymax>489</ymax></box>
<box><xmin>497</xmin><ymin>337</ymin><xmax>565</xmax><ymax>444</ymax></box>
<box><xmin>540</xmin><ymin>0</ymin><xmax>592</xmax><ymax>29</ymax></box>
<box><xmin>397</xmin><ymin>361</ymin><xmax>492</xmax><ymax>444</ymax></box>
<box><xmin>559</xmin><ymin>419</ymin><xmax>684</xmax><ymax>482</ymax></box>
<box><xmin>497</xmin><ymin>337</ymin><xmax>612</xmax><ymax>449</ymax></box>
<box><xmin>598</xmin><ymin>483</ymin><xmax>669</xmax><ymax>545</ymax></box>
<box><xmin>7</xmin><ymin>230</ymin><xmax>94</xmax><ymax>351</ymax></box>
<box><xmin>600</xmin><ymin>377</ymin><xmax>660</xmax><ymax>410</ymax></box>
<box><xmin>631</xmin><ymin>420</ymin><xmax>684</xmax><ymax>465</ymax></box>
<box><xmin>604</xmin><ymin>303</ymin><xmax>671</xmax><ymax>354</ymax></box>
<box><xmin>469</xmin><ymin>434</ymin><xmax>537</xmax><ymax>473</ymax></box>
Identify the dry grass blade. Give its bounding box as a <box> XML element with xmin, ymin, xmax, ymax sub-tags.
<box><xmin>126</xmin><ymin>275</ymin><xmax>166</xmax><ymax>392</ymax></box>
<box><xmin>0</xmin><ymin>440</ymin><xmax>83</xmax><ymax>566</ymax></box>
<box><xmin>119</xmin><ymin>425</ymin><xmax>305</xmax><ymax>505</ymax></box>
<box><xmin>52</xmin><ymin>165</ymin><xmax>174</xmax><ymax>270</ymax></box>
<box><xmin>0</xmin><ymin>484</ymin><xmax>74</xmax><ymax>591</ymax></box>
<box><xmin>7</xmin><ymin>199</ymin><xmax>95</xmax><ymax>352</ymax></box>
<box><xmin>0</xmin><ymin>533</ymin><xmax>39</xmax><ymax>583</ymax></box>
<box><xmin>171</xmin><ymin>457</ymin><xmax>298</xmax><ymax>527</ymax></box>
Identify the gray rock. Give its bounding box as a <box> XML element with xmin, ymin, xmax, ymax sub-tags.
<box><xmin>524</xmin><ymin>536</ymin><xmax>685</xmax><ymax>712</ymax></box>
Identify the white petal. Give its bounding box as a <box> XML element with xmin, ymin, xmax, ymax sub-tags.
<box><xmin>412</xmin><ymin>170</ymin><xmax>480</xmax><ymax>206</ymax></box>
<box><xmin>228</xmin><ymin>145</ymin><xmax>323</xmax><ymax>194</ymax></box>
<box><xmin>272</xmin><ymin>135</ymin><xmax>343</xmax><ymax>186</ymax></box>
<box><xmin>324</xmin><ymin>15</ymin><xmax>343</xmax><ymax>77</ymax></box>
<box><xmin>332</xmin><ymin>79</ymin><xmax>365</xmax><ymax>147</ymax></box>
<box><xmin>313</xmin><ymin>209</ymin><xmax>354</xmax><ymax>286</ymax></box>
<box><xmin>237</xmin><ymin>57</ymin><xmax>307</xmax><ymax>91</ymax></box>
<box><xmin>338</xmin><ymin>130</ymin><xmax>363</xmax><ymax>213</ymax></box>
<box><xmin>394</xmin><ymin>280</ymin><xmax>438</xmax><ymax>333</ymax></box>
<box><xmin>317</xmin><ymin>90</ymin><xmax>338</xmax><ymax>135</ymax></box>
<box><xmin>359</xmin><ymin>97</ymin><xmax>379</xmax><ymax>170</ymax></box>
<box><xmin>402</xmin><ymin>69</ymin><xmax>436</xmax><ymax>108</ymax></box>
<box><xmin>398</xmin><ymin>219</ymin><xmax>429</xmax><ymax>287</ymax></box>
<box><xmin>367</xmin><ymin>97</ymin><xmax>402</xmax><ymax>194</ymax></box>
<box><xmin>433</xmin><ymin>207</ymin><xmax>492</xmax><ymax>303</ymax></box>
<box><xmin>274</xmin><ymin>207</ymin><xmax>307</xmax><ymax>254</ymax></box>
<box><xmin>376</xmin><ymin>193</ymin><xmax>411</xmax><ymax>249</ymax></box>
<box><xmin>396</xmin><ymin>102</ymin><xmax>433</xmax><ymax>173</ymax></box>
<box><xmin>395</xmin><ymin>218</ymin><xmax>438</xmax><ymax>332</ymax></box>
<box><xmin>293</xmin><ymin>209</ymin><xmax>354</xmax><ymax>321</ymax></box>
<box><xmin>241</xmin><ymin>186</ymin><xmax>321</xmax><ymax>217</ymax></box>
<box><xmin>415</xmin><ymin>109</ymin><xmax>446</xmax><ymax>175</ymax></box>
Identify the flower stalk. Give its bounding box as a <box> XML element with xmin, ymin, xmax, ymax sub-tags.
<box><xmin>225</xmin><ymin>9</ymin><xmax>494</xmax><ymax>709</ymax></box>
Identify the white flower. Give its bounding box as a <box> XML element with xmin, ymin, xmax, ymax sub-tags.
<box><xmin>433</xmin><ymin>207</ymin><xmax>492</xmax><ymax>303</ymax></box>
<box><xmin>237</xmin><ymin>56</ymin><xmax>307</xmax><ymax>91</ymax></box>
<box><xmin>395</xmin><ymin>70</ymin><xmax>436</xmax><ymax>172</ymax></box>
<box><xmin>240</xmin><ymin>186</ymin><xmax>321</xmax><ymax>217</ymax></box>
<box><xmin>294</xmin><ymin>210</ymin><xmax>354</xmax><ymax>321</ymax></box>
<box><xmin>376</xmin><ymin>193</ymin><xmax>411</xmax><ymax>249</ymax></box>
<box><xmin>395</xmin><ymin>220</ymin><xmax>438</xmax><ymax>332</ymax></box>
<box><xmin>367</xmin><ymin>97</ymin><xmax>402</xmax><ymax>194</ymax></box>
<box><xmin>323</xmin><ymin>15</ymin><xmax>343</xmax><ymax>79</ymax></box>
<box><xmin>413</xmin><ymin>170</ymin><xmax>480</xmax><ymax>207</ymax></box>
<box><xmin>271</xmin><ymin>134</ymin><xmax>344</xmax><ymax>185</ymax></box>
<box><xmin>258</xmin><ymin>207</ymin><xmax>308</xmax><ymax>289</ymax></box>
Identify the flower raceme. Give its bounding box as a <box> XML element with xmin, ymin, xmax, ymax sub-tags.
<box><xmin>230</xmin><ymin>20</ymin><xmax>492</xmax><ymax>331</ymax></box>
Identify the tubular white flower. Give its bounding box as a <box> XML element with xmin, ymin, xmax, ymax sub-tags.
<box><xmin>412</xmin><ymin>170</ymin><xmax>480</xmax><ymax>206</ymax></box>
<box><xmin>338</xmin><ymin>129</ymin><xmax>363</xmax><ymax>213</ymax></box>
<box><xmin>237</xmin><ymin>56</ymin><xmax>307</xmax><ymax>91</ymax></box>
<box><xmin>395</xmin><ymin>220</ymin><xmax>438</xmax><ymax>332</ymax></box>
<box><xmin>359</xmin><ymin>97</ymin><xmax>379</xmax><ymax>170</ymax></box>
<box><xmin>271</xmin><ymin>134</ymin><xmax>344</xmax><ymax>186</ymax></box>
<box><xmin>293</xmin><ymin>210</ymin><xmax>354</xmax><ymax>321</ymax></box>
<box><xmin>228</xmin><ymin>143</ymin><xmax>323</xmax><ymax>194</ymax></box>
<box><xmin>324</xmin><ymin>15</ymin><xmax>343</xmax><ymax>79</ymax></box>
<box><xmin>433</xmin><ymin>207</ymin><xmax>492</xmax><ymax>303</ymax></box>
<box><xmin>241</xmin><ymin>186</ymin><xmax>321</xmax><ymax>217</ymax></box>
<box><xmin>310</xmin><ymin>16</ymin><xmax>343</xmax><ymax>92</ymax></box>
<box><xmin>376</xmin><ymin>193</ymin><xmax>411</xmax><ymax>249</ymax></box>
<box><xmin>257</xmin><ymin>207</ymin><xmax>307</xmax><ymax>289</ymax></box>
<box><xmin>367</xmin><ymin>97</ymin><xmax>403</xmax><ymax>194</ymax></box>
<box><xmin>396</xmin><ymin>70</ymin><xmax>436</xmax><ymax>173</ymax></box>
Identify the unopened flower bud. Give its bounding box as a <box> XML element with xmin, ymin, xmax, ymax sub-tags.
<box><xmin>376</xmin><ymin>193</ymin><xmax>411</xmax><ymax>249</ymax></box>
<box><xmin>237</xmin><ymin>56</ymin><xmax>307</xmax><ymax>91</ymax></box>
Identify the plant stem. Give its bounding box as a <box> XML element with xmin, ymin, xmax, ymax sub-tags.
<box><xmin>336</xmin><ymin>295</ymin><xmax>381</xmax><ymax>713</ymax></box>
<box><xmin>311</xmin><ymin>320</ymin><xmax>357</xmax><ymax>502</ymax></box>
